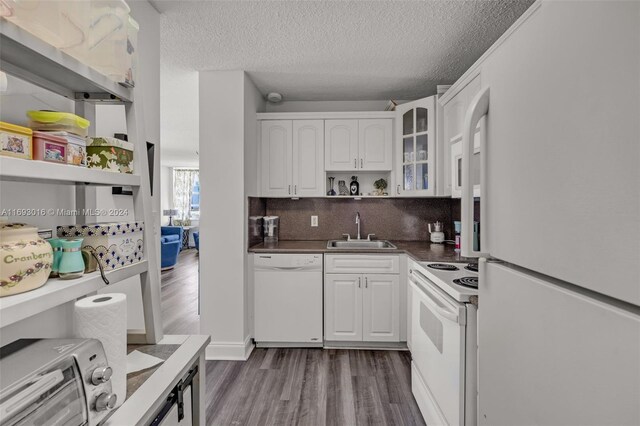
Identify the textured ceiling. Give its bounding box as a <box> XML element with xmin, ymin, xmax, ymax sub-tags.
<box><xmin>155</xmin><ymin>0</ymin><xmax>534</xmax><ymax>162</ymax></box>
<box><xmin>156</xmin><ymin>0</ymin><xmax>534</xmax><ymax>100</ymax></box>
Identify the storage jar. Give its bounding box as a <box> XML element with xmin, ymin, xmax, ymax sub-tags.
<box><xmin>0</xmin><ymin>0</ymin><xmax>86</xmax><ymax>50</ymax></box>
<box><xmin>33</xmin><ymin>131</ymin><xmax>67</xmax><ymax>163</ymax></box>
<box><xmin>27</xmin><ymin>110</ymin><xmax>91</xmax><ymax>137</ymax></box>
<box><xmin>87</xmin><ymin>136</ymin><xmax>134</xmax><ymax>174</ymax></box>
<box><xmin>0</xmin><ymin>223</ymin><xmax>53</xmax><ymax>297</ymax></box>
<box><xmin>57</xmin><ymin>222</ymin><xmax>144</xmax><ymax>271</ymax></box>
<box><xmin>83</xmin><ymin>2</ymin><xmax>136</xmax><ymax>86</ymax></box>
<box><xmin>49</xmin><ymin>131</ymin><xmax>87</xmax><ymax>166</ymax></box>
<box><xmin>0</xmin><ymin>121</ymin><xmax>32</xmax><ymax>160</ymax></box>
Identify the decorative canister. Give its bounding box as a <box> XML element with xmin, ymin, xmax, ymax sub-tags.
<box><xmin>0</xmin><ymin>121</ymin><xmax>32</xmax><ymax>160</ymax></box>
<box><xmin>86</xmin><ymin>137</ymin><xmax>134</xmax><ymax>174</ymax></box>
<box><xmin>58</xmin><ymin>239</ymin><xmax>85</xmax><ymax>279</ymax></box>
<box><xmin>47</xmin><ymin>237</ymin><xmax>63</xmax><ymax>277</ymax></box>
<box><xmin>57</xmin><ymin>222</ymin><xmax>144</xmax><ymax>271</ymax></box>
<box><xmin>49</xmin><ymin>131</ymin><xmax>87</xmax><ymax>166</ymax></box>
<box><xmin>32</xmin><ymin>131</ymin><xmax>67</xmax><ymax>163</ymax></box>
<box><xmin>0</xmin><ymin>223</ymin><xmax>53</xmax><ymax>297</ymax></box>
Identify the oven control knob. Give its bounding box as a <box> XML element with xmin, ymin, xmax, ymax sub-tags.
<box><xmin>91</xmin><ymin>366</ymin><xmax>113</xmax><ymax>385</ymax></box>
<box><xmin>95</xmin><ymin>392</ymin><xmax>117</xmax><ymax>411</ymax></box>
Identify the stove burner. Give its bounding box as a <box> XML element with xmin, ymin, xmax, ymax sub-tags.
<box><xmin>427</xmin><ymin>263</ymin><xmax>459</xmax><ymax>271</ymax></box>
<box><xmin>465</xmin><ymin>263</ymin><xmax>479</xmax><ymax>272</ymax></box>
<box><xmin>453</xmin><ymin>277</ymin><xmax>478</xmax><ymax>289</ymax></box>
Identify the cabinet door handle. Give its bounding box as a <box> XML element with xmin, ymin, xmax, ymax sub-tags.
<box><xmin>365</xmin><ymin>277</ymin><xmax>368</xmax><ymax>288</ymax></box>
<box><xmin>397</xmin><ymin>184</ymin><xmax>401</xmax><ymax>195</ymax></box>
<box><xmin>358</xmin><ymin>277</ymin><xmax>361</xmax><ymax>288</ymax></box>
<box><xmin>360</xmin><ymin>158</ymin><xmax>363</xmax><ymax>168</ymax></box>
<box><xmin>354</xmin><ymin>158</ymin><xmax>357</xmax><ymax>168</ymax></box>
<box><xmin>288</xmin><ymin>185</ymin><xmax>291</xmax><ymax>194</ymax></box>
<box><xmin>294</xmin><ymin>185</ymin><xmax>297</xmax><ymax>194</ymax></box>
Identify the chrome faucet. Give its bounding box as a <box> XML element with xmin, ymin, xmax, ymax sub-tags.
<box><xmin>355</xmin><ymin>211</ymin><xmax>361</xmax><ymax>240</ymax></box>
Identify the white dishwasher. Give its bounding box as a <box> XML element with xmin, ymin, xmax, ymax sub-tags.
<box><xmin>254</xmin><ymin>253</ymin><xmax>323</xmax><ymax>347</ymax></box>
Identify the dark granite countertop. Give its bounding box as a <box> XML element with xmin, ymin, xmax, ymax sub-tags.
<box><xmin>125</xmin><ymin>343</ymin><xmax>180</xmax><ymax>400</ymax></box>
<box><xmin>249</xmin><ymin>240</ymin><xmax>475</xmax><ymax>263</ymax></box>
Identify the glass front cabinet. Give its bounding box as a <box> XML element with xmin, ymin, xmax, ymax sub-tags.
<box><xmin>394</xmin><ymin>96</ymin><xmax>436</xmax><ymax>196</ymax></box>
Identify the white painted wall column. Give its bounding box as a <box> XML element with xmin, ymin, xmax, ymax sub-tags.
<box><xmin>199</xmin><ymin>71</ymin><xmax>261</xmax><ymax>360</ymax></box>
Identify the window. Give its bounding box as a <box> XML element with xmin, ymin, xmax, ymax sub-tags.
<box><xmin>190</xmin><ymin>175</ymin><xmax>200</xmax><ymax>218</ymax></box>
<box><xmin>173</xmin><ymin>168</ymin><xmax>200</xmax><ymax>221</ymax></box>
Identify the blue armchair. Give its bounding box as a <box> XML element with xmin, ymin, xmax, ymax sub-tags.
<box><xmin>161</xmin><ymin>226</ymin><xmax>183</xmax><ymax>270</ymax></box>
<box><xmin>193</xmin><ymin>231</ymin><xmax>199</xmax><ymax>251</ymax></box>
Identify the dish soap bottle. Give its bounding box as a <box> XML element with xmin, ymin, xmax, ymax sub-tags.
<box><xmin>349</xmin><ymin>176</ymin><xmax>359</xmax><ymax>196</ymax></box>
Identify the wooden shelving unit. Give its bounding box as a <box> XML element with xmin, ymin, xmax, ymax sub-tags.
<box><xmin>0</xmin><ymin>19</ymin><xmax>163</xmax><ymax>344</ymax></box>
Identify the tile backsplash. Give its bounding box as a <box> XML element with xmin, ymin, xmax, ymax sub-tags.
<box><xmin>249</xmin><ymin>197</ymin><xmax>461</xmax><ymax>243</ymax></box>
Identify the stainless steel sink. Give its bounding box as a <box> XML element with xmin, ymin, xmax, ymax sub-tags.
<box><xmin>326</xmin><ymin>240</ymin><xmax>397</xmax><ymax>249</ymax></box>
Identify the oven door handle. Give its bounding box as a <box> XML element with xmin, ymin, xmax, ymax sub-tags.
<box><xmin>409</xmin><ymin>271</ymin><xmax>461</xmax><ymax>324</ymax></box>
<box><xmin>0</xmin><ymin>370</ymin><xmax>64</xmax><ymax>419</ymax></box>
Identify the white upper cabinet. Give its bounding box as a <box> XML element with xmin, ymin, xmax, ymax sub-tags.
<box><xmin>394</xmin><ymin>96</ymin><xmax>436</xmax><ymax>196</ymax></box>
<box><xmin>325</xmin><ymin>119</ymin><xmax>393</xmax><ymax>171</ymax></box>
<box><xmin>359</xmin><ymin>119</ymin><xmax>393</xmax><ymax>171</ymax></box>
<box><xmin>325</xmin><ymin>120</ymin><xmax>358</xmax><ymax>171</ymax></box>
<box><xmin>292</xmin><ymin>120</ymin><xmax>324</xmax><ymax>197</ymax></box>
<box><xmin>261</xmin><ymin>120</ymin><xmax>292</xmax><ymax>197</ymax></box>
<box><xmin>261</xmin><ymin>120</ymin><xmax>324</xmax><ymax>197</ymax></box>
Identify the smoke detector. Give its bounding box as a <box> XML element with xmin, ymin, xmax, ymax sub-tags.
<box><xmin>266</xmin><ymin>92</ymin><xmax>283</xmax><ymax>103</ymax></box>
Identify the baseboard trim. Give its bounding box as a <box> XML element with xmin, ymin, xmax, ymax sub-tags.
<box><xmin>255</xmin><ymin>342</ymin><xmax>324</xmax><ymax>348</ymax></box>
<box><xmin>323</xmin><ymin>341</ymin><xmax>408</xmax><ymax>350</ymax></box>
<box><xmin>205</xmin><ymin>336</ymin><xmax>254</xmax><ymax>361</ymax></box>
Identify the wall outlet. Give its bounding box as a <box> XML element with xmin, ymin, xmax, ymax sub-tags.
<box><xmin>311</xmin><ymin>215</ymin><xmax>318</xmax><ymax>227</ymax></box>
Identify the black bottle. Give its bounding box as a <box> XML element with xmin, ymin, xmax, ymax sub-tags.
<box><xmin>349</xmin><ymin>176</ymin><xmax>359</xmax><ymax>196</ymax></box>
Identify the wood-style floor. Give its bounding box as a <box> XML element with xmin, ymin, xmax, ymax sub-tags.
<box><xmin>161</xmin><ymin>250</ymin><xmax>425</xmax><ymax>426</ymax></box>
<box><xmin>206</xmin><ymin>348</ymin><xmax>425</xmax><ymax>426</ymax></box>
<box><xmin>160</xmin><ymin>248</ymin><xmax>200</xmax><ymax>335</ymax></box>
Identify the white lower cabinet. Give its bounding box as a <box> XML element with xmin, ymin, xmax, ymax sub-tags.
<box><xmin>325</xmin><ymin>260</ymin><xmax>400</xmax><ymax>342</ymax></box>
<box><xmin>362</xmin><ymin>274</ymin><xmax>400</xmax><ymax>341</ymax></box>
<box><xmin>324</xmin><ymin>274</ymin><xmax>363</xmax><ymax>341</ymax></box>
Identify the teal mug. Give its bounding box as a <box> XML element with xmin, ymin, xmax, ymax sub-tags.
<box><xmin>58</xmin><ymin>239</ymin><xmax>85</xmax><ymax>280</ymax></box>
<box><xmin>47</xmin><ymin>238</ymin><xmax>63</xmax><ymax>278</ymax></box>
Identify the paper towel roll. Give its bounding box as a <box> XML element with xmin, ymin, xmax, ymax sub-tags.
<box><xmin>74</xmin><ymin>293</ymin><xmax>127</xmax><ymax>407</ymax></box>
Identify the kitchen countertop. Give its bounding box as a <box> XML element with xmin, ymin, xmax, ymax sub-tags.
<box><xmin>106</xmin><ymin>335</ymin><xmax>209</xmax><ymax>426</ymax></box>
<box><xmin>249</xmin><ymin>240</ymin><xmax>474</xmax><ymax>263</ymax></box>
<box><xmin>126</xmin><ymin>343</ymin><xmax>181</xmax><ymax>399</ymax></box>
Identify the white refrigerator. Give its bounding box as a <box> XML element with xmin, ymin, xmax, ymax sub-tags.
<box><xmin>459</xmin><ymin>1</ymin><xmax>640</xmax><ymax>424</ymax></box>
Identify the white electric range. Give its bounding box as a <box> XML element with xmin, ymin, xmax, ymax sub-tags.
<box><xmin>408</xmin><ymin>260</ymin><xmax>478</xmax><ymax>426</ymax></box>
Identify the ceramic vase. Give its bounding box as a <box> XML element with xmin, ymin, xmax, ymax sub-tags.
<box><xmin>0</xmin><ymin>223</ymin><xmax>53</xmax><ymax>297</ymax></box>
<box><xmin>349</xmin><ymin>176</ymin><xmax>360</xmax><ymax>196</ymax></box>
<box><xmin>327</xmin><ymin>177</ymin><xmax>337</xmax><ymax>196</ymax></box>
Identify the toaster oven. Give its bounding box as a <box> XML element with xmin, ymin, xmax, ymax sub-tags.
<box><xmin>0</xmin><ymin>338</ymin><xmax>117</xmax><ymax>426</ymax></box>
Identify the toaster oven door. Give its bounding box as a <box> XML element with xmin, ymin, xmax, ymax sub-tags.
<box><xmin>0</xmin><ymin>357</ymin><xmax>88</xmax><ymax>426</ymax></box>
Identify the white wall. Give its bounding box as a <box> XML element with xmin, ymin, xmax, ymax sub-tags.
<box><xmin>0</xmin><ymin>0</ymin><xmax>161</xmax><ymax>345</ymax></box>
<box><xmin>243</xmin><ymin>75</ymin><xmax>265</xmax><ymax>340</ymax></box>
<box><xmin>199</xmin><ymin>70</ymin><xmax>263</xmax><ymax>359</ymax></box>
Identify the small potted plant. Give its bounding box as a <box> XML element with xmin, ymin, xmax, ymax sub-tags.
<box><xmin>374</xmin><ymin>178</ymin><xmax>388</xmax><ymax>196</ymax></box>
